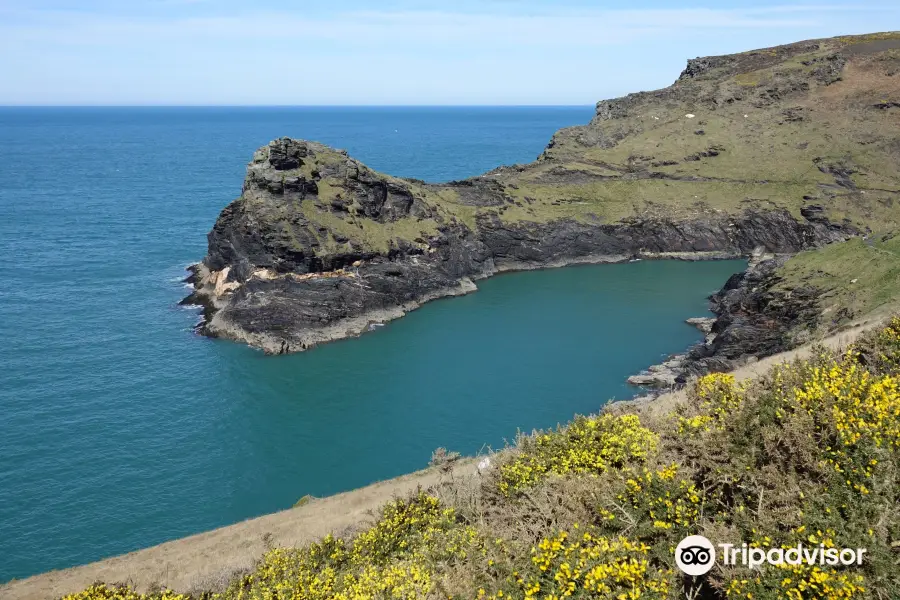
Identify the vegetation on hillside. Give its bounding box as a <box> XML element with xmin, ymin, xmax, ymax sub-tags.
<box><xmin>523</xmin><ymin>33</ymin><xmax>900</xmax><ymax>229</ymax></box>
<box><xmin>63</xmin><ymin>318</ymin><xmax>900</xmax><ymax>599</ymax></box>
<box><xmin>229</xmin><ymin>33</ymin><xmax>900</xmax><ymax>262</ymax></box>
<box><xmin>774</xmin><ymin>231</ymin><xmax>900</xmax><ymax>328</ymax></box>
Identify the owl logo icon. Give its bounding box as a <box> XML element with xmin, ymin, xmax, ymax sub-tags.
<box><xmin>676</xmin><ymin>535</ymin><xmax>716</xmax><ymax>576</ymax></box>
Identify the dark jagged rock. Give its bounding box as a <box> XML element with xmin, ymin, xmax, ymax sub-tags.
<box><xmin>631</xmin><ymin>250</ymin><xmax>825</xmax><ymax>385</ymax></box>
<box><xmin>680</xmin><ymin>253</ymin><xmax>808</xmax><ymax>376</ymax></box>
<box><xmin>476</xmin><ymin>209</ymin><xmax>850</xmax><ymax>269</ymax></box>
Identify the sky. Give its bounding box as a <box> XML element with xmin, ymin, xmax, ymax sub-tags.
<box><xmin>0</xmin><ymin>1</ymin><xmax>898</xmax><ymax>105</ymax></box>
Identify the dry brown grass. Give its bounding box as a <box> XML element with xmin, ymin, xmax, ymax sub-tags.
<box><xmin>0</xmin><ymin>463</ymin><xmax>477</xmax><ymax>600</ymax></box>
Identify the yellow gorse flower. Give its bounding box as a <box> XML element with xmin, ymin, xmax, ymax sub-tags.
<box><xmin>615</xmin><ymin>464</ymin><xmax>703</xmax><ymax>532</ymax></box>
<box><xmin>498</xmin><ymin>414</ymin><xmax>658</xmax><ymax>495</ymax></box>
<box><xmin>62</xmin><ymin>584</ymin><xmax>189</xmax><ymax>600</ymax></box>
<box><xmin>478</xmin><ymin>529</ymin><xmax>671</xmax><ymax>600</ymax></box>
<box><xmin>207</xmin><ymin>492</ymin><xmax>482</xmax><ymax>600</ymax></box>
<box><xmin>788</xmin><ymin>355</ymin><xmax>900</xmax><ymax>491</ymax></box>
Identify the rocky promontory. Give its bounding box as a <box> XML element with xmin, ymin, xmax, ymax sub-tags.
<box><xmin>185</xmin><ymin>32</ymin><xmax>900</xmax><ymax>361</ymax></box>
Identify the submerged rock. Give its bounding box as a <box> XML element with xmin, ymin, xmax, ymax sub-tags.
<box><xmin>685</xmin><ymin>317</ymin><xmax>716</xmax><ymax>334</ymax></box>
<box><xmin>628</xmin><ymin>355</ymin><xmax>689</xmax><ymax>389</ymax></box>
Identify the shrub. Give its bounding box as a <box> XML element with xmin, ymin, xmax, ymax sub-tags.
<box><xmin>217</xmin><ymin>491</ymin><xmax>486</xmax><ymax>600</ymax></box>
<box><xmin>62</xmin><ymin>584</ymin><xmax>190</xmax><ymax>600</ymax></box>
<box><xmin>478</xmin><ymin>529</ymin><xmax>673</xmax><ymax>600</ymax></box>
<box><xmin>497</xmin><ymin>414</ymin><xmax>659</xmax><ymax>496</ymax></box>
<box><xmin>429</xmin><ymin>447</ymin><xmax>461</xmax><ymax>472</ymax></box>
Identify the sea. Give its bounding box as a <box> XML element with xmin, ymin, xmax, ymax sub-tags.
<box><xmin>0</xmin><ymin>106</ymin><xmax>745</xmax><ymax>582</ymax></box>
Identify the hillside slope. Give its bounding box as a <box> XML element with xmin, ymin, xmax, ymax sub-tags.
<box><xmin>184</xmin><ymin>32</ymin><xmax>900</xmax><ymax>367</ymax></box>
<box><xmin>14</xmin><ymin>314</ymin><xmax>899</xmax><ymax>600</ymax></box>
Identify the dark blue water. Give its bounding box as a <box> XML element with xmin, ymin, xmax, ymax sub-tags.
<box><xmin>0</xmin><ymin>107</ymin><xmax>743</xmax><ymax>582</ymax></box>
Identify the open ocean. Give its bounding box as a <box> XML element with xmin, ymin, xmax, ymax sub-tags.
<box><xmin>0</xmin><ymin>106</ymin><xmax>744</xmax><ymax>581</ymax></box>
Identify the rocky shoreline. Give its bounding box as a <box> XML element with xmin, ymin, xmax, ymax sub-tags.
<box><xmin>181</xmin><ymin>138</ymin><xmax>854</xmax><ymax>359</ymax></box>
<box><xmin>626</xmin><ymin>249</ymin><xmax>775</xmax><ymax>389</ymax></box>
<box><xmin>182</xmin><ymin>260</ymin><xmax>480</xmax><ymax>355</ymax></box>
<box><xmin>624</xmin><ymin>243</ymin><xmax>840</xmax><ymax>390</ymax></box>
<box><xmin>180</xmin><ymin>250</ymin><xmax>740</xmax><ymax>355</ymax></box>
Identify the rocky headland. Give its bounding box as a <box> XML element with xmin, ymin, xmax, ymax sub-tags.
<box><xmin>184</xmin><ymin>32</ymin><xmax>900</xmax><ymax>376</ymax></box>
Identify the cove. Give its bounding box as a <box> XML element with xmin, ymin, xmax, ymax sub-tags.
<box><xmin>0</xmin><ymin>258</ymin><xmax>743</xmax><ymax>582</ymax></box>
<box><xmin>184</xmin><ymin>261</ymin><xmax>748</xmax><ymax>516</ymax></box>
<box><xmin>197</xmin><ymin>259</ymin><xmax>746</xmax><ymax>503</ymax></box>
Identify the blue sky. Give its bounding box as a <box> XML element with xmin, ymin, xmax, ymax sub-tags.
<box><xmin>0</xmin><ymin>1</ymin><xmax>897</xmax><ymax>105</ymax></box>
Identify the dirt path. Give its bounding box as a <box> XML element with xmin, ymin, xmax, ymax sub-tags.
<box><xmin>2</xmin><ymin>312</ymin><xmax>893</xmax><ymax>600</ymax></box>
<box><xmin>622</xmin><ymin>313</ymin><xmax>891</xmax><ymax>419</ymax></box>
<box><xmin>0</xmin><ymin>462</ymin><xmax>478</xmax><ymax>600</ymax></box>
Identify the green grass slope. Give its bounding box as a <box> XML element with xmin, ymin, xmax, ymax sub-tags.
<box><xmin>775</xmin><ymin>231</ymin><xmax>900</xmax><ymax>328</ymax></box>
<box><xmin>250</xmin><ymin>33</ymin><xmax>900</xmax><ymax>263</ymax></box>
<box><xmin>496</xmin><ymin>33</ymin><xmax>900</xmax><ymax>229</ymax></box>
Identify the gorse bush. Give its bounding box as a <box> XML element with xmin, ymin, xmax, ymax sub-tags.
<box><xmin>481</xmin><ymin>530</ymin><xmax>673</xmax><ymax>600</ymax></box>
<box><xmin>497</xmin><ymin>414</ymin><xmax>659</xmax><ymax>496</ymax></box>
<box><xmin>616</xmin><ymin>465</ymin><xmax>704</xmax><ymax>536</ymax></box>
<box><xmin>725</xmin><ymin>563</ymin><xmax>865</xmax><ymax>600</ymax></box>
<box><xmin>218</xmin><ymin>492</ymin><xmax>485</xmax><ymax>600</ymax></box>
<box><xmin>63</xmin><ymin>319</ymin><xmax>900</xmax><ymax>600</ymax></box>
<box><xmin>781</xmin><ymin>351</ymin><xmax>900</xmax><ymax>494</ymax></box>
<box><xmin>62</xmin><ymin>585</ymin><xmax>189</xmax><ymax>600</ymax></box>
<box><xmin>675</xmin><ymin>372</ymin><xmax>744</xmax><ymax>434</ymax></box>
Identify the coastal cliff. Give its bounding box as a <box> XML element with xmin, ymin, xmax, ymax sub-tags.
<box><xmin>185</xmin><ymin>32</ymin><xmax>900</xmax><ymax>362</ymax></box>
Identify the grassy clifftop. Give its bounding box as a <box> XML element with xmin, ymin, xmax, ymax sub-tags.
<box><xmin>235</xmin><ymin>32</ymin><xmax>900</xmax><ymax>264</ymax></box>
<box><xmin>522</xmin><ymin>32</ymin><xmax>900</xmax><ymax>227</ymax></box>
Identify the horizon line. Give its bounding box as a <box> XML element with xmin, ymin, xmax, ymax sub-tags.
<box><xmin>0</xmin><ymin>104</ymin><xmax>597</xmax><ymax>109</ymax></box>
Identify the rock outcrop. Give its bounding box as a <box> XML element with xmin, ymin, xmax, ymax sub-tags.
<box><xmin>682</xmin><ymin>251</ymin><xmax>825</xmax><ymax>377</ymax></box>
<box><xmin>184</xmin><ymin>148</ymin><xmax>852</xmax><ymax>354</ymax></box>
<box><xmin>631</xmin><ymin>246</ymin><xmax>836</xmax><ymax>386</ymax></box>
<box><xmin>185</xmin><ymin>32</ymin><xmax>900</xmax><ymax>360</ymax></box>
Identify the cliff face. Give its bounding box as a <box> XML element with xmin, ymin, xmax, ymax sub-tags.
<box><xmin>185</xmin><ymin>32</ymin><xmax>900</xmax><ymax>356</ymax></box>
<box><xmin>683</xmin><ymin>253</ymin><xmax>821</xmax><ymax>377</ymax></box>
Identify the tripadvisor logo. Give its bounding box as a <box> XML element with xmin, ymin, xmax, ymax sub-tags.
<box><xmin>675</xmin><ymin>535</ymin><xmax>867</xmax><ymax>576</ymax></box>
<box><xmin>676</xmin><ymin>535</ymin><xmax>716</xmax><ymax>576</ymax></box>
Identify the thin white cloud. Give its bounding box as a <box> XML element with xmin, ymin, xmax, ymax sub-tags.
<box><xmin>0</xmin><ymin>5</ymin><xmax>877</xmax><ymax>48</ymax></box>
<box><xmin>0</xmin><ymin>3</ymin><xmax>897</xmax><ymax>104</ymax></box>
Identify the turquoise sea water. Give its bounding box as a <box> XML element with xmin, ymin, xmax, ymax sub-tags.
<box><xmin>0</xmin><ymin>107</ymin><xmax>744</xmax><ymax>582</ymax></box>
